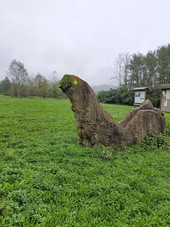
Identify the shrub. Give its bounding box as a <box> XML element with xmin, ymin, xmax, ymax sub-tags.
<box><xmin>97</xmin><ymin>87</ymin><xmax>134</xmax><ymax>105</ymax></box>
<box><xmin>141</xmin><ymin>133</ymin><xmax>167</xmax><ymax>150</ymax></box>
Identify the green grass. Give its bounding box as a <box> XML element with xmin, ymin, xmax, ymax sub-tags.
<box><xmin>0</xmin><ymin>95</ymin><xmax>170</xmax><ymax>226</ymax></box>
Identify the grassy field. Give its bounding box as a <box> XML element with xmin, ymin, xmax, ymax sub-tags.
<box><xmin>0</xmin><ymin>95</ymin><xmax>170</xmax><ymax>226</ymax></box>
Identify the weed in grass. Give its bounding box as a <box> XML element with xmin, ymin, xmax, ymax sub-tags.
<box><xmin>166</xmin><ymin>122</ymin><xmax>170</xmax><ymax>137</ymax></box>
<box><xmin>141</xmin><ymin>133</ymin><xmax>168</xmax><ymax>151</ymax></box>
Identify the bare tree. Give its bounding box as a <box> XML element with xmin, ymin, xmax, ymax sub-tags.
<box><xmin>7</xmin><ymin>59</ymin><xmax>29</xmax><ymax>97</ymax></box>
<box><xmin>33</xmin><ymin>73</ymin><xmax>48</xmax><ymax>97</ymax></box>
<box><xmin>50</xmin><ymin>70</ymin><xmax>59</xmax><ymax>83</ymax></box>
<box><xmin>112</xmin><ymin>53</ymin><xmax>131</xmax><ymax>88</ymax></box>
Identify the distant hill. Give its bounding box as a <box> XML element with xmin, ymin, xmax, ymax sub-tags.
<box><xmin>92</xmin><ymin>84</ymin><xmax>116</xmax><ymax>93</ymax></box>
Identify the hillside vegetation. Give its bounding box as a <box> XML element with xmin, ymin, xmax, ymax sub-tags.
<box><xmin>0</xmin><ymin>95</ymin><xmax>170</xmax><ymax>226</ymax></box>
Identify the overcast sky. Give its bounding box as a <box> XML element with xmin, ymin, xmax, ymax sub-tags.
<box><xmin>0</xmin><ymin>0</ymin><xmax>170</xmax><ymax>85</ymax></box>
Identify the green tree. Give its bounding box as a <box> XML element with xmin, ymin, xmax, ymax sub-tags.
<box><xmin>156</xmin><ymin>44</ymin><xmax>170</xmax><ymax>84</ymax></box>
<box><xmin>147</xmin><ymin>88</ymin><xmax>162</xmax><ymax>108</ymax></box>
<box><xmin>0</xmin><ymin>76</ymin><xmax>11</xmax><ymax>95</ymax></box>
<box><xmin>129</xmin><ymin>53</ymin><xmax>145</xmax><ymax>88</ymax></box>
<box><xmin>144</xmin><ymin>51</ymin><xmax>158</xmax><ymax>87</ymax></box>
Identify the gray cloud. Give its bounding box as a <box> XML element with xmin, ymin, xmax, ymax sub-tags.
<box><xmin>0</xmin><ymin>0</ymin><xmax>170</xmax><ymax>85</ymax></box>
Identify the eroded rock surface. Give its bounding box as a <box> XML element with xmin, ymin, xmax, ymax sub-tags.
<box><xmin>60</xmin><ymin>74</ymin><xmax>166</xmax><ymax>147</ymax></box>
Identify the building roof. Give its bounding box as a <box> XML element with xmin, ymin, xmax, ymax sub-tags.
<box><xmin>159</xmin><ymin>84</ymin><xmax>170</xmax><ymax>90</ymax></box>
<box><xmin>132</xmin><ymin>87</ymin><xmax>150</xmax><ymax>91</ymax></box>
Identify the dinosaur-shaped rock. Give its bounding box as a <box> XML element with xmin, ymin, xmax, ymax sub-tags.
<box><xmin>60</xmin><ymin>74</ymin><xmax>166</xmax><ymax>147</ymax></box>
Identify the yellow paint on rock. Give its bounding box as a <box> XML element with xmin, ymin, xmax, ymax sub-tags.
<box><xmin>73</xmin><ymin>80</ymin><xmax>79</xmax><ymax>85</ymax></box>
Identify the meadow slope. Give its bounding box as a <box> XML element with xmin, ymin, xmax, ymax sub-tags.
<box><xmin>0</xmin><ymin>95</ymin><xmax>170</xmax><ymax>226</ymax></box>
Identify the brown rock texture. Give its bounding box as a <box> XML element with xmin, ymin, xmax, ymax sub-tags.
<box><xmin>59</xmin><ymin>74</ymin><xmax>166</xmax><ymax>147</ymax></box>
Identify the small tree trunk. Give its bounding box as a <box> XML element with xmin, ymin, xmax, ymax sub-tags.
<box><xmin>16</xmin><ymin>86</ymin><xmax>20</xmax><ymax>98</ymax></box>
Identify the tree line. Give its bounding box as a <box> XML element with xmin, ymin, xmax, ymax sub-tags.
<box><xmin>0</xmin><ymin>59</ymin><xmax>66</xmax><ymax>98</ymax></box>
<box><xmin>98</xmin><ymin>44</ymin><xmax>170</xmax><ymax>107</ymax></box>
<box><xmin>1</xmin><ymin>44</ymin><xmax>170</xmax><ymax>103</ymax></box>
<box><xmin>112</xmin><ymin>44</ymin><xmax>170</xmax><ymax>88</ymax></box>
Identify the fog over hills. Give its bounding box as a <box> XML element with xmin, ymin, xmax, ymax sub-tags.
<box><xmin>92</xmin><ymin>84</ymin><xmax>116</xmax><ymax>93</ymax></box>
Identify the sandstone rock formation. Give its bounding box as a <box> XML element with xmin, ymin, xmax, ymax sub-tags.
<box><xmin>59</xmin><ymin>74</ymin><xmax>166</xmax><ymax>147</ymax></box>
